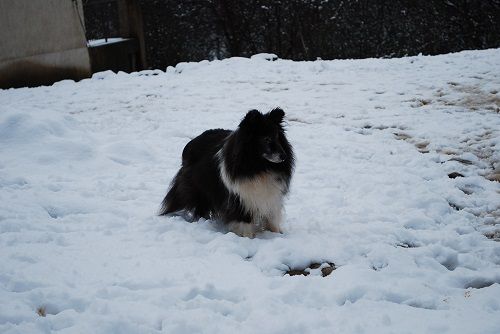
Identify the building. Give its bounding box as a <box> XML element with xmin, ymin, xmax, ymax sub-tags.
<box><xmin>0</xmin><ymin>0</ymin><xmax>146</xmax><ymax>89</ymax></box>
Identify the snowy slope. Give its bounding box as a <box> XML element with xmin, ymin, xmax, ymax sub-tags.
<box><xmin>1</xmin><ymin>49</ymin><xmax>499</xmax><ymax>334</ymax></box>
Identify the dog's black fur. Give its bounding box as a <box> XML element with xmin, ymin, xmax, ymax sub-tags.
<box><xmin>159</xmin><ymin>108</ymin><xmax>294</xmax><ymax>237</ymax></box>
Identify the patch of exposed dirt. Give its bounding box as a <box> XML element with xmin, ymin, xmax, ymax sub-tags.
<box><xmin>285</xmin><ymin>262</ymin><xmax>336</xmax><ymax>277</ymax></box>
<box><xmin>433</xmin><ymin>83</ymin><xmax>500</xmax><ymax>112</ymax></box>
<box><xmin>448</xmin><ymin>172</ymin><xmax>464</xmax><ymax>179</ymax></box>
<box><xmin>393</xmin><ymin>132</ymin><xmax>430</xmax><ymax>153</ymax></box>
<box><xmin>36</xmin><ymin>306</ymin><xmax>46</xmax><ymax>317</ymax></box>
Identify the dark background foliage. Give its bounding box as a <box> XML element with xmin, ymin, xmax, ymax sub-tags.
<box><xmin>84</xmin><ymin>0</ymin><xmax>500</xmax><ymax>70</ymax></box>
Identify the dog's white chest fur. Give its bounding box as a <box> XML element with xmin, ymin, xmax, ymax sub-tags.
<box><xmin>219</xmin><ymin>159</ymin><xmax>285</xmax><ymax>235</ymax></box>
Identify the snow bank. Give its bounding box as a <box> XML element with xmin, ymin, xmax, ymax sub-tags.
<box><xmin>1</xmin><ymin>49</ymin><xmax>499</xmax><ymax>333</ymax></box>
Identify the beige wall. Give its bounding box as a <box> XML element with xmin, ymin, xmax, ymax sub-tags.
<box><xmin>0</xmin><ymin>0</ymin><xmax>91</xmax><ymax>88</ymax></box>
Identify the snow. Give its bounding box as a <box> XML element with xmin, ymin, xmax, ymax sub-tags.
<box><xmin>1</xmin><ymin>49</ymin><xmax>500</xmax><ymax>333</ymax></box>
<box><xmin>87</xmin><ymin>37</ymin><xmax>129</xmax><ymax>47</ymax></box>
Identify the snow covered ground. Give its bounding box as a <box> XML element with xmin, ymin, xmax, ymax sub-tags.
<box><xmin>1</xmin><ymin>49</ymin><xmax>499</xmax><ymax>333</ymax></box>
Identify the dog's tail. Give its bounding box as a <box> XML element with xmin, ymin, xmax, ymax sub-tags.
<box><xmin>158</xmin><ymin>172</ymin><xmax>184</xmax><ymax>216</ymax></box>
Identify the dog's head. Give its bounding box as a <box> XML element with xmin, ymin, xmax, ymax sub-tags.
<box><xmin>238</xmin><ymin>108</ymin><xmax>288</xmax><ymax>164</ymax></box>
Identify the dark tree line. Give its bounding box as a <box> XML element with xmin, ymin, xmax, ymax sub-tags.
<box><xmin>85</xmin><ymin>0</ymin><xmax>500</xmax><ymax>70</ymax></box>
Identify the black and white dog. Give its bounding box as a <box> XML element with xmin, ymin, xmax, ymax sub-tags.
<box><xmin>159</xmin><ymin>108</ymin><xmax>295</xmax><ymax>237</ymax></box>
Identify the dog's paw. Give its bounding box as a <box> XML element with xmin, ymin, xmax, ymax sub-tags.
<box><xmin>265</xmin><ymin>222</ymin><xmax>282</xmax><ymax>234</ymax></box>
<box><xmin>227</xmin><ymin>222</ymin><xmax>256</xmax><ymax>238</ymax></box>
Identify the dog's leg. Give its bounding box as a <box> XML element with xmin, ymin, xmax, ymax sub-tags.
<box><xmin>265</xmin><ymin>208</ymin><xmax>283</xmax><ymax>233</ymax></box>
<box><xmin>227</xmin><ymin>221</ymin><xmax>257</xmax><ymax>238</ymax></box>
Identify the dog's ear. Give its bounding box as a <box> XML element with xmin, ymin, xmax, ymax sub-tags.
<box><xmin>239</xmin><ymin>109</ymin><xmax>262</xmax><ymax>129</ymax></box>
<box><xmin>269</xmin><ymin>107</ymin><xmax>285</xmax><ymax>125</ymax></box>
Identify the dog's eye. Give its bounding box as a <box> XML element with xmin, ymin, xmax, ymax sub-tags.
<box><xmin>264</xmin><ymin>137</ymin><xmax>272</xmax><ymax>144</ymax></box>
